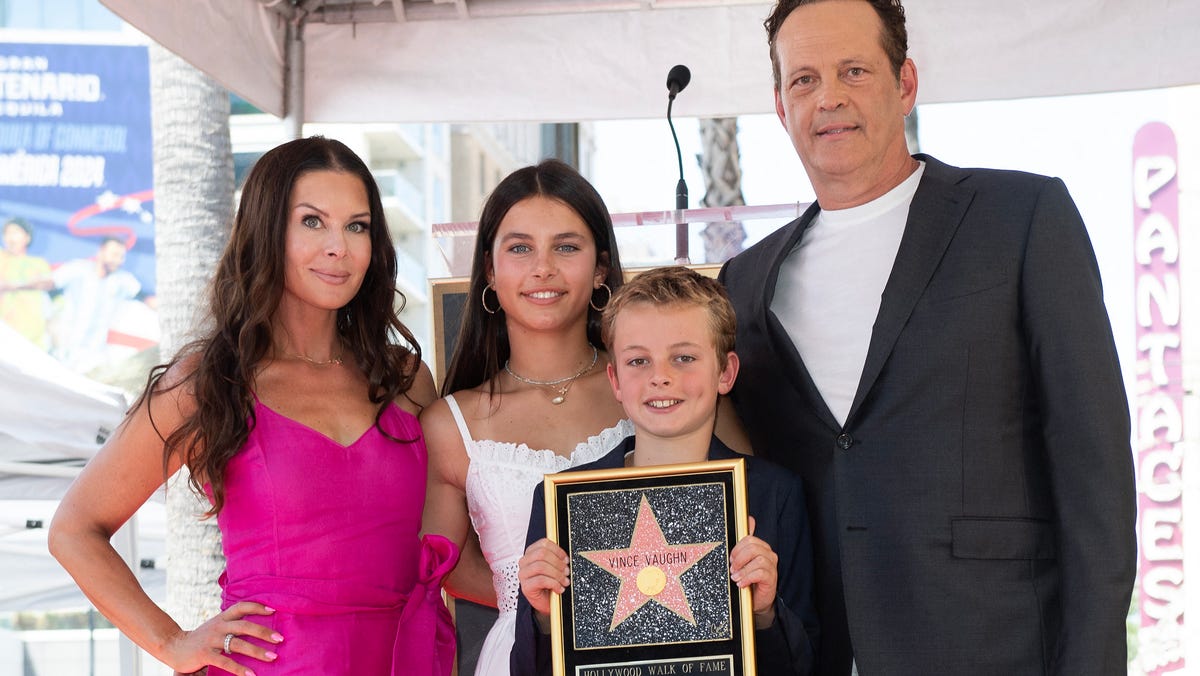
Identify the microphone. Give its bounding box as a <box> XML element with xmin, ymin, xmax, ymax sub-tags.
<box><xmin>667</xmin><ymin>64</ymin><xmax>691</xmax><ymax>99</ymax></box>
<box><xmin>666</xmin><ymin>65</ymin><xmax>691</xmax><ymax>263</ymax></box>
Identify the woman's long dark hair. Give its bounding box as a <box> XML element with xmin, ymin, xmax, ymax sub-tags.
<box><xmin>140</xmin><ymin>136</ymin><xmax>421</xmax><ymax>514</ymax></box>
<box><xmin>441</xmin><ymin>159</ymin><xmax>623</xmax><ymax>397</ymax></box>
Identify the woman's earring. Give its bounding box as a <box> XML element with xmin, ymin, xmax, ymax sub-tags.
<box><xmin>481</xmin><ymin>284</ymin><xmax>500</xmax><ymax>314</ymax></box>
<box><xmin>589</xmin><ymin>283</ymin><xmax>612</xmax><ymax>312</ymax></box>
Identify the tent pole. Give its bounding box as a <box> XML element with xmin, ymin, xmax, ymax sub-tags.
<box><xmin>114</xmin><ymin>517</ymin><xmax>141</xmax><ymax>676</ymax></box>
<box><xmin>284</xmin><ymin>18</ymin><xmax>305</xmax><ymax>139</ymax></box>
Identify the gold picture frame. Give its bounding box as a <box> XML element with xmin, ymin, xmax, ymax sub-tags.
<box><xmin>544</xmin><ymin>458</ymin><xmax>755</xmax><ymax>676</ymax></box>
<box><xmin>430</xmin><ymin>275</ymin><xmax>470</xmax><ymax>387</ymax></box>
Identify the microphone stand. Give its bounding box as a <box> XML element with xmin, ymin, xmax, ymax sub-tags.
<box><xmin>668</xmin><ymin>85</ymin><xmax>689</xmax><ymax>264</ymax></box>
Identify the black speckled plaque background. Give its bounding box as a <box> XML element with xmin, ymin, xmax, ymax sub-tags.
<box><xmin>568</xmin><ymin>483</ymin><xmax>731</xmax><ymax>649</ymax></box>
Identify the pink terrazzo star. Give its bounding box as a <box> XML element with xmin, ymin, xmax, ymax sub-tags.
<box><xmin>579</xmin><ymin>494</ymin><xmax>721</xmax><ymax>630</ymax></box>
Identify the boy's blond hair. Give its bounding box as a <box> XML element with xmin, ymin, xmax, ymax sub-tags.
<box><xmin>601</xmin><ymin>266</ymin><xmax>736</xmax><ymax>368</ymax></box>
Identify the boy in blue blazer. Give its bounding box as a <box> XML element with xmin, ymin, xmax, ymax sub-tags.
<box><xmin>510</xmin><ymin>266</ymin><xmax>818</xmax><ymax>675</ymax></box>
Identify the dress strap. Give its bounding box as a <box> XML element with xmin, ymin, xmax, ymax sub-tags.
<box><xmin>444</xmin><ymin>393</ymin><xmax>474</xmax><ymax>446</ymax></box>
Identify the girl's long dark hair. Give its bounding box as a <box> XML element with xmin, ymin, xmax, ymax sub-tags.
<box><xmin>139</xmin><ymin>136</ymin><xmax>421</xmax><ymax>514</ymax></box>
<box><xmin>441</xmin><ymin>159</ymin><xmax>623</xmax><ymax>397</ymax></box>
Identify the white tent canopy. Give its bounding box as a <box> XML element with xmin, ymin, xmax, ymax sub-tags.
<box><xmin>100</xmin><ymin>0</ymin><xmax>1200</xmax><ymax>124</ymax></box>
<box><xmin>0</xmin><ymin>322</ymin><xmax>160</xmax><ymax>614</ymax></box>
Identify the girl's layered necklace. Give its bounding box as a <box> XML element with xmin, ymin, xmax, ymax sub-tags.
<box><xmin>504</xmin><ymin>345</ymin><xmax>599</xmax><ymax>405</ymax></box>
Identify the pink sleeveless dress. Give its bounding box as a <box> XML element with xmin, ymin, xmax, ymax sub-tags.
<box><xmin>209</xmin><ymin>400</ymin><xmax>458</xmax><ymax>675</ymax></box>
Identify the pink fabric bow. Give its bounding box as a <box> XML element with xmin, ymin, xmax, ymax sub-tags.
<box><xmin>394</xmin><ymin>533</ymin><xmax>461</xmax><ymax>675</ymax></box>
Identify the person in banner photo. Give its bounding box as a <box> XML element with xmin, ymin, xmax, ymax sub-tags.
<box><xmin>50</xmin><ymin>136</ymin><xmax>458</xmax><ymax>676</ymax></box>
<box><xmin>50</xmin><ymin>235</ymin><xmax>141</xmax><ymax>372</ymax></box>
<box><xmin>512</xmin><ymin>266</ymin><xmax>818</xmax><ymax>676</ymax></box>
<box><xmin>0</xmin><ymin>216</ymin><xmax>54</xmax><ymax>348</ymax></box>
<box><xmin>421</xmin><ymin>159</ymin><xmax>633</xmax><ymax>676</ymax></box>
<box><xmin>718</xmin><ymin>1</ymin><xmax>1136</xmax><ymax>674</ymax></box>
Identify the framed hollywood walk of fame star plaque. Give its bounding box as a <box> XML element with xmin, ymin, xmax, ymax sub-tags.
<box><xmin>544</xmin><ymin>458</ymin><xmax>755</xmax><ymax>676</ymax></box>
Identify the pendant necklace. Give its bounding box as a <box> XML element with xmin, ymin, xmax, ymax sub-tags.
<box><xmin>291</xmin><ymin>353</ymin><xmax>343</xmax><ymax>366</ymax></box>
<box><xmin>288</xmin><ymin>347</ymin><xmax>344</xmax><ymax>366</ymax></box>
<box><xmin>504</xmin><ymin>345</ymin><xmax>598</xmax><ymax>405</ymax></box>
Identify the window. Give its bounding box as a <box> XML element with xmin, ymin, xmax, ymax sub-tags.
<box><xmin>1</xmin><ymin>0</ymin><xmax>122</xmax><ymax>31</ymax></box>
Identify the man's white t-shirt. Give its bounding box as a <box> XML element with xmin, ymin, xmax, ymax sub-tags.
<box><xmin>771</xmin><ymin>162</ymin><xmax>925</xmax><ymax>426</ymax></box>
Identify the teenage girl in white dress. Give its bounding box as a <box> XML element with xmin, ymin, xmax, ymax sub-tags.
<box><xmin>421</xmin><ymin>160</ymin><xmax>632</xmax><ymax>675</ymax></box>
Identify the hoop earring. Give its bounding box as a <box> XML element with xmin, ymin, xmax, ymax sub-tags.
<box><xmin>589</xmin><ymin>283</ymin><xmax>612</xmax><ymax>312</ymax></box>
<box><xmin>481</xmin><ymin>284</ymin><xmax>500</xmax><ymax>314</ymax></box>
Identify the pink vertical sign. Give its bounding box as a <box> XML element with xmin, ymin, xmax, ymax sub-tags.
<box><xmin>1133</xmin><ymin>121</ymin><xmax>1184</xmax><ymax>673</ymax></box>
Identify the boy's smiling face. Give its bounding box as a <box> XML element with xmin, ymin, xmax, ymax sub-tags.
<box><xmin>606</xmin><ymin>302</ymin><xmax>738</xmax><ymax>446</ymax></box>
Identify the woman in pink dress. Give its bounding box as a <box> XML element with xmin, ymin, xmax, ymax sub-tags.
<box><xmin>49</xmin><ymin>137</ymin><xmax>457</xmax><ymax>675</ymax></box>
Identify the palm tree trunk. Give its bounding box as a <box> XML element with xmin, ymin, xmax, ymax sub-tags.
<box><xmin>697</xmin><ymin>117</ymin><xmax>747</xmax><ymax>263</ymax></box>
<box><xmin>149</xmin><ymin>42</ymin><xmax>233</xmax><ymax>631</ymax></box>
<box><xmin>905</xmin><ymin>107</ymin><xmax>920</xmax><ymax>153</ymax></box>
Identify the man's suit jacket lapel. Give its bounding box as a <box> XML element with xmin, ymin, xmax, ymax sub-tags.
<box><xmin>757</xmin><ymin>202</ymin><xmax>842</xmax><ymax>433</ymax></box>
<box><xmin>845</xmin><ymin>156</ymin><xmax>975</xmax><ymax>425</ymax></box>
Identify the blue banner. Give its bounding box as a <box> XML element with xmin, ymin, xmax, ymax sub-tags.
<box><xmin>0</xmin><ymin>41</ymin><xmax>155</xmax><ymax>371</ymax></box>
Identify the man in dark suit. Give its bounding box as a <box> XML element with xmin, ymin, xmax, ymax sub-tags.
<box><xmin>717</xmin><ymin>1</ymin><xmax>1136</xmax><ymax>674</ymax></box>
